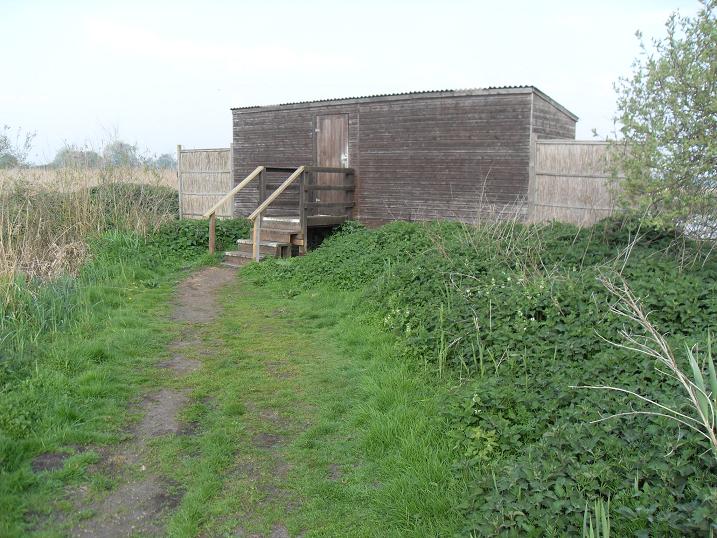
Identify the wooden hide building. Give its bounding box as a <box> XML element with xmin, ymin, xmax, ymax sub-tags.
<box><xmin>230</xmin><ymin>86</ymin><xmax>578</xmax><ymax>226</ymax></box>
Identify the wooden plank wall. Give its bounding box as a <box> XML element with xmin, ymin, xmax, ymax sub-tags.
<box><xmin>356</xmin><ymin>93</ymin><xmax>532</xmax><ymax>225</ymax></box>
<box><xmin>232</xmin><ymin>105</ymin><xmax>359</xmax><ymax>218</ymax></box>
<box><xmin>528</xmin><ymin>140</ymin><xmax>621</xmax><ymax>225</ymax></box>
<box><xmin>232</xmin><ymin>92</ymin><xmax>542</xmax><ymax>225</ymax></box>
<box><xmin>531</xmin><ymin>93</ymin><xmax>577</xmax><ymax>139</ymax></box>
<box><xmin>178</xmin><ymin>146</ymin><xmax>233</xmax><ymax>219</ymax></box>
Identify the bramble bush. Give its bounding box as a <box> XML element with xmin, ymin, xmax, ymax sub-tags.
<box><xmin>245</xmin><ymin>217</ymin><xmax>717</xmax><ymax>535</ymax></box>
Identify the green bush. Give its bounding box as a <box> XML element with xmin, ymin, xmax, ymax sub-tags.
<box><xmin>245</xmin><ymin>218</ymin><xmax>717</xmax><ymax>535</ymax></box>
<box><xmin>148</xmin><ymin>218</ymin><xmax>251</xmax><ymax>257</ymax></box>
<box><xmin>88</xmin><ymin>182</ymin><xmax>179</xmax><ymax>218</ymax></box>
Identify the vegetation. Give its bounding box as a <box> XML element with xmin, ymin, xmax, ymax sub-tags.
<box><xmin>52</xmin><ymin>142</ymin><xmax>176</xmax><ymax>169</ymax></box>
<box><xmin>244</xmin><ymin>218</ymin><xmax>717</xmax><ymax>535</ymax></box>
<box><xmin>152</xmin><ymin>279</ymin><xmax>466</xmax><ymax>536</ymax></box>
<box><xmin>0</xmin><ymin>207</ymin><xmax>250</xmax><ymax>535</ymax></box>
<box><xmin>0</xmin><ymin>126</ymin><xmax>33</xmax><ymax>169</ymax></box>
<box><xmin>615</xmin><ymin>0</ymin><xmax>717</xmax><ymax>236</ymax></box>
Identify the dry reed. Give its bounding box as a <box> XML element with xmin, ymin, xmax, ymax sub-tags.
<box><xmin>0</xmin><ymin>166</ymin><xmax>178</xmax><ymax>283</ymax></box>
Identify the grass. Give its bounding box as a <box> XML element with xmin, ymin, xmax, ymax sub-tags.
<box><xmin>151</xmin><ymin>277</ymin><xmax>466</xmax><ymax>537</ymax></box>
<box><xmin>0</xmin><ymin>229</ymin><xmax>220</xmax><ymax>536</ymax></box>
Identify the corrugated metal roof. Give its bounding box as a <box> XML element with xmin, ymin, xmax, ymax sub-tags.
<box><xmin>230</xmin><ymin>85</ymin><xmax>578</xmax><ymax>120</ymax></box>
<box><xmin>231</xmin><ymin>85</ymin><xmax>530</xmax><ymax>109</ymax></box>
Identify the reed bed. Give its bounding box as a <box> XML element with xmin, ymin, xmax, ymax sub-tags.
<box><xmin>0</xmin><ymin>166</ymin><xmax>178</xmax><ymax>282</ymax></box>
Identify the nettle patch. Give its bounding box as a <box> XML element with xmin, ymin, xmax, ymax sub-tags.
<box><xmin>247</xmin><ymin>217</ymin><xmax>717</xmax><ymax>535</ymax></box>
<box><xmin>149</xmin><ymin>218</ymin><xmax>251</xmax><ymax>257</ymax></box>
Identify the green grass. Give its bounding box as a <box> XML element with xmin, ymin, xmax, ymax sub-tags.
<box><xmin>152</xmin><ymin>278</ymin><xmax>466</xmax><ymax>537</ymax></box>
<box><xmin>0</xmin><ymin>231</ymin><xmax>211</xmax><ymax>536</ymax></box>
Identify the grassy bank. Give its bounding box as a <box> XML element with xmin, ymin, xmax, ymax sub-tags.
<box><xmin>0</xmin><ymin>216</ymin><xmax>250</xmax><ymax>536</ymax></box>
<box><xmin>151</xmin><ymin>279</ymin><xmax>466</xmax><ymax>537</ymax></box>
<box><xmin>244</xmin><ymin>218</ymin><xmax>717</xmax><ymax>535</ymax></box>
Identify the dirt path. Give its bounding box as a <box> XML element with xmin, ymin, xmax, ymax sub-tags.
<box><xmin>71</xmin><ymin>266</ymin><xmax>237</xmax><ymax>537</ymax></box>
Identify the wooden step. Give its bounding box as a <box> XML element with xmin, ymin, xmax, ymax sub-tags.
<box><xmin>260</xmin><ymin>216</ymin><xmax>300</xmax><ymax>232</ymax></box>
<box><xmin>258</xmin><ymin>228</ymin><xmax>298</xmax><ymax>244</ymax></box>
<box><xmin>223</xmin><ymin>251</ymin><xmax>263</xmax><ymax>265</ymax></box>
<box><xmin>236</xmin><ymin>238</ymin><xmax>290</xmax><ymax>258</ymax></box>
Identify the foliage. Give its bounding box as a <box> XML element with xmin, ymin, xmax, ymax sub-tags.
<box><xmin>615</xmin><ymin>0</ymin><xmax>717</xmax><ymax>236</ymax></box>
<box><xmin>148</xmin><ymin>218</ymin><xmax>251</xmax><ymax>257</ymax></box>
<box><xmin>0</xmin><ymin>126</ymin><xmax>34</xmax><ymax>169</ymax></box>
<box><xmin>245</xmin><ymin>218</ymin><xmax>717</xmax><ymax>535</ymax></box>
<box><xmin>583</xmin><ymin>498</ymin><xmax>610</xmax><ymax>538</ymax></box>
<box><xmin>102</xmin><ymin>140</ymin><xmax>140</xmax><ymax>167</ymax></box>
<box><xmin>51</xmin><ymin>146</ymin><xmax>102</xmax><ymax>168</ymax></box>
<box><xmin>0</xmin><ymin>230</ymin><xmax>211</xmax><ymax>535</ymax></box>
<box><xmin>153</xmin><ymin>153</ymin><xmax>176</xmax><ymax>169</ymax></box>
<box><xmin>88</xmin><ymin>182</ymin><xmax>179</xmax><ymax>218</ymax></box>
<box><xmin>1</xmin><ymin>177</ymin><xmax>178</xmax><ymax>279</ymax></box>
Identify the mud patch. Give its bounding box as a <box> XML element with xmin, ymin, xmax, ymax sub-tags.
<box><xmin>72</xmin><ymin>477</ymin><xmax>182</xmax><ymax>537</ymax></box>
<box><xmin>134</xmin><ymin>388</ymin><xmax>189</xmax><ymax>438</ymax></box>
<box><xmin>328</xmin><ymin>464</ymin><xmax>342</xmax><ymax>481</ymax></box>
<box><xmin>31</xmin><ymin>452</ymin><xmax>68</xmax><ymax>473</ymax></box>
<box><xmin>158</xmin><ymin>355</ymin><xmax>202</xmax><ymax>375</ymax></box>
<box><xmin>234</xmin><ymin>523</ymin><xmax>290</xmax><ymax>538</ymax></box>
<box><xmin>252</xmin><ymin>433</ymin><xmax>284</xmax><ymax>449</ymax></box>
<box><xmin>172</xmin><ymin>266</ymin><xmax>237</xmax><ymax>323</ymax></box>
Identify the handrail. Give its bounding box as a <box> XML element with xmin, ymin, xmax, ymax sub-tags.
<box><xmin>248</xmin><ymin>166</ymin><xmax>305</xmax><ymax>221</ymax></box>
<box><xmin>202</xmin><ymin>165</ymin><xmax>264</xmax><ymax>219</ymax></box>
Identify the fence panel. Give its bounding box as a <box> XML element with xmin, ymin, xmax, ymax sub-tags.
<box><xmin>528</xmin><ymin>140</ymin><xmax>622</xmax><ymax>226</ymax></box>
<box><xmin>178</xmin><ymin>145</ymin><xmax>232</xmax><ymax>219</ymax></box>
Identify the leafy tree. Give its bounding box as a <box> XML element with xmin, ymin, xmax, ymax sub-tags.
<box><xmin>52</xmin><ymin>146</ymin><xmax>102</xmax><ymax>168</ymax></box>
<box><xmin>615</xmin><ymin>0</ymin><xmax>717</xmax><ymax>235</ymax></box>
<box><xmin>102</xmin><ymin>140</ymin><xmax>140</xmax><ymax>167</ymax></box>
<box><xmin>153</xmin><ymin>153</ymin><xmax>176</xmax><ymax>169</ymax></box>
<box><xmin>0</xmin><ymin>126</ymin><xmax>34</xmax><ymax>169</ymax></box>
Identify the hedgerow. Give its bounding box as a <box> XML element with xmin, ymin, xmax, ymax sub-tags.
<box><xmin>244</xmin><ymin>217</ymin><xmax>717</xmax><ymax>535</ymax></box>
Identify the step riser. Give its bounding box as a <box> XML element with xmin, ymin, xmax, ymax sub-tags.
<box><xmin>225</xmin><ymin>251</ymin><xmax>265</xmax><ymax>261</ymax></box>
<box><xmin>237</xmin><ymin>242</ymin><xmax>289</xmax><ymax>257</ymax></box>
<box><xmin>259</xmin><ymin>218</ymin><xmax>300</xmax><ymax>232</ymax></box>
<box><xmin>257</xmin><ymin>229</ymin><xmax>294</xmax><ymax>243</ymax></box>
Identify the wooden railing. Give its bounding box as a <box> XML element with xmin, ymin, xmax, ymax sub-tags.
<box><xmin>202</xmin><ymin>166</ymin><xmax>264</xmax><ymax>254</ymax></box>
<box><xmin>202</xmin><ymin>164</ymin><xmax>355</xmax><ymax>260</ymax></box>
<box><xmin>248</xmin><ymin>166</ymin><xmax>305</xmax><ymax>260</ymax></box>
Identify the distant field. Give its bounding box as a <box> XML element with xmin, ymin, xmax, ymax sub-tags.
<box><xmin>0</xmin><ymin>166</ymin><xmax>177</xmax><ymax>191</ymax></box>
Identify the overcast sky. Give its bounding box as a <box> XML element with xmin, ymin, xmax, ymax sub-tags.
<box><xmin>1</xmin><ymin>0</ymin><xmax>701</xmax><ymax>164</ymax></box>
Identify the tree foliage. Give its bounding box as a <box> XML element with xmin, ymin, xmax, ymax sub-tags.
<box><xmin>52</xmin><ymin>146</ymin><xmax>102</xmax><ymax>168</ymax></box>
<box><xmin>615</xmin><ymin>0</ymin><xmax>717</xmax><ymax>235</ymax></box>
<box><xmin>102</xmin><ymin>140</ymin><xmax>140</xmax><ymax>167</ymax></box>
<box><xmin>0</xmin><ymin>126</ymin><xmax>34</xmax><ymax>169</ymax></box>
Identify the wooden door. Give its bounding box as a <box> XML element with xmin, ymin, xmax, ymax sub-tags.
<box><xmin>314</xmin><ymin>114</ymin><xmax>348</xmax><ymax>207</ymax></box>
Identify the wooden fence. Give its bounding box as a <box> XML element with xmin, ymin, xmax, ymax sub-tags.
<box><xmin>177</xmin><ymin>145</ymin><xmax>233</xmax><ymax>219</ymax></box>
<box><xmin>527</xmin><ymin>139</ymin><xmax>622</xmax><ymax>226</ymax></box>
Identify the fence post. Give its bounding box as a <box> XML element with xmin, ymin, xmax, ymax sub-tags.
<box><xmin>229</xmin><ymin>143</ymin><xmax>235</xmax><ymax>218</ymax></box>
<box><xmin>526</xmin><ymin>134</ymin><xmax>537</xmax><ymax>222</ymax></box>
<box><xmin>176</xmin><ymin>144</ymin><xmax>183</xmax><ymax>219</ymax></box>
<box><xmin>252</xmin><ymin>214</ymin><xmax>261</xmax><ymax>261</ymax></box>
<box><xmin>209</xmin><ymin>212</ymin><xmax>216</xmax><ymax>255</ymax></box>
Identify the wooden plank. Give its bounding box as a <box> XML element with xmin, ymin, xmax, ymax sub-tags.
<box><xmin>304</xmin><ymin>185</ymin><xmax>355</xmax><ymax>191</ymax></box>
<box><xmin>305</xmin><ymin>202</ymin><xmax>355</xmax><ymax>208</ymax></box>
<box><xmin>177</xmin><ymin>144</ymin><xmax>183</xmax><ymax>218</ymax></box>
<box><xmin>304</xmin><ymin>166</ymin><xmax>355</xmax><ymax>174</ymax></box>
<box><xmin>209</xmin><ymin>212</ymin><xmax>216</xmax><ymax>254</ymax></box>
<box><xmin>299</xmin><ymin>172</ymin><xmax>307</xmax><ymax>255</ymax></box>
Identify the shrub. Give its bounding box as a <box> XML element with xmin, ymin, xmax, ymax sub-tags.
<box><xmin>148</xmin><ymin>218</ymin><xmax>251</xmax><ymax>257</ymax></box>
<box><xmin>615</xmin><ymin>1</ymin><xmax>717</xmax><ymax>236</ymax></box>
<box><xmin>245</xmin><ymin>218</ymin><xmax>717</xmax><ymax>535</ymax></box>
